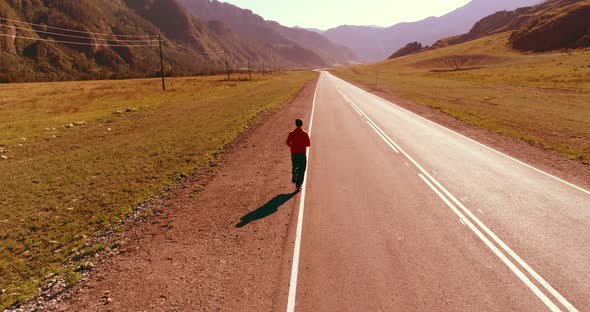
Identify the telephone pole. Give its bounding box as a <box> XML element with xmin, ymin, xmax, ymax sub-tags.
<box><xmin>223</xmin><ymin>51</ymin><xmax>231</xmax><ymax>81</ymax></box>
<box><xmin>158</xmin><ymin>34</ymin><xmax>166</xmax><ymax>91</ymax></box>
<box><xmin>270</xmin><ymin>50</ymin><xmax>274</xmax><ymax>74</ymax></box>
<box><xmin>248</xmin><ymin>60</ymin><xmax>252</xmax><ymax>80</ymax></box>
<box><xmin>375</xmin><ymin>68</ymin><xmax>379</xmax><ymax>85</ymax></box>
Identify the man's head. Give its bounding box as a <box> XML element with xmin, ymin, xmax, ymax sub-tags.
<box><xmin>295</xmin><ymin>119</ymin><xmax>303</xmax><ymax>128</ymax></box>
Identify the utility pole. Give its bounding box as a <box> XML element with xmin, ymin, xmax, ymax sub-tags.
<box><xmin>248</xmin><ymin>60</ymin><xmax>252</xmax><ymax>80</ymax></box>
<box><xmin>270</xmin><ymin>50</ymin><xmax>274</xmax><ymax>74</ymax></box>
<box><xmin>158</xmin><ymin>34</ymin><xmax>166</xmax><ymax>91</ymax></box>
<box><xmin>223</xmin><ymin>51</ymin><xmax>231</xmax><ymax>81</ymax></box>
<box><xmin>375</xmin><ymin>68</ymin><xmax>379</xmax><ymax>85</ymax></box>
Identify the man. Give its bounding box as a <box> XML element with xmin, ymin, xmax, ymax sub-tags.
<box><xmin>286</xmin><ymin>119</ymin><xmax>311</xmax><ymax>191</ymax></box>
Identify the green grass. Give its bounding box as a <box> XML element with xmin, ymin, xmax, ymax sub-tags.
<box><xmin>332</xmin><ymin>33</ymin><xmax>590</xmax><ymax>163</ymax></box>
<box><xmin>0</xmin><ymin>71</ymin><xmax>315</xmax><ymax>308</ymax></box>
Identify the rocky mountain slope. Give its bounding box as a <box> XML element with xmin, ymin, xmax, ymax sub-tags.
<box><xmin>323</xmin><ymin>0</ymin><xmax>542</xmax><ymax>62</ymax></box>
<box><xmin>388</xmin><ymin>42</ymin><xmax>425</xmax><ymax>59</ymax></box>
<box><xmin>432</xmin><ymin>0</ymin><xmax>590</xmax><ymax>52</ymax></box>
<box><xmin>0</xmin><ymin>0</ymin><xmax>241</xmax><ymax>82</ymax></box>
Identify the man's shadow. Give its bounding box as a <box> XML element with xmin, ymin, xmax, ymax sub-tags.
<box><xmin>236</xmin><ymin>191</ymin><xmax>299</xmax><ymax>228</ymax></box>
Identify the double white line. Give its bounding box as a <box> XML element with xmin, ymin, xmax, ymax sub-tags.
<box><xmin>337</xmin><ymin>89</ymin><xmax>579</xmax><ymax>312</ymax></box>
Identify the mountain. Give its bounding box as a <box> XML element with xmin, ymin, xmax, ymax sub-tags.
<box><xmin>298</xmin><ymin>27</ymin><xmax>325</xmax><ymax>34</ymax></box>
<box><xmin>0</xmin><ymin>0</ymin><xmax>281</xmax><ymax>82</ymax></box>
<box><xmin>177</xmin><ymin>0</ymin><xmax>358</xmax><ymax>66</ymax></box>
<box><xmin>433</xmin><ymin>0</ymin><xmax>590</xmax><ymax>52</ymax></box>
<box><xmin>323</xmin><ymin>25</ymin><xmax>391</xmax><ymax>63</ymax></box>
<box><xmin>323</xmin><ymin>0</ymin><xmax>543</xmax><ymax>62</ymax></box>
<box><xmin>0</xmin><ymin>0</ymin><xmax>347</xmax><ymax>83</ymax></box>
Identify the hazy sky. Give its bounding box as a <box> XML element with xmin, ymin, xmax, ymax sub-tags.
<box><xmin>219</xmin><ymin>0</ymin><xmax>472</xmax><ymax>30</ymax></box>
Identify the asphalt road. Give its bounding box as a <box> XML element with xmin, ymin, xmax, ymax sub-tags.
<box><xmin>285</xmin><ymin>72</ymin><xmax>590</xmax><ymax>312</ymax></box>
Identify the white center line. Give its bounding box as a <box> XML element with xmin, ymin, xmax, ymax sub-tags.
<box><xmin>351</xmin><ymin>104</ymin><xmax>363</xmax><ymax>116</ymax></box>
<box><xmin>366</xmin><ymin>121</ymin><xmax>399</xmax><ymax>153</ymax></box>
<box><xmin>337</xmin><ymin>80</ymin><xmax>578</xmax><ymax>312</ymax></box>
<box><xmin>418</xmin><ymin>174</ymin><xmax>561</xmax><ymax>312</ymax></box>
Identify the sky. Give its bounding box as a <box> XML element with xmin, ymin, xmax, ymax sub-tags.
<box><xmin>219</xmin><ymin>0</ymin><xmax>472</xmax><ymax>30</ymax></box>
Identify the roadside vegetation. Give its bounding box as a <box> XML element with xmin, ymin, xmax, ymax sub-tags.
<box><xmin>0</xmin><ymin>71</ymin><xmax>315</xmax><ymax>308</ymax></box>
<box><xmin>332</xmin><ymin>33</ymin><xmax>590</xmax><ymax>163</ymax></box>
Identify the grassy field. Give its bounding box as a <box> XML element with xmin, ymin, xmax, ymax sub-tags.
<box><xmin>0</xmin><ymin>71</ymin><xmax>315</xmax><ymax>308</ymax></box>
<box><xmin>332</xmin><ymin>33</ymin><xmax>590</xmax><ymax>163</ymax></box>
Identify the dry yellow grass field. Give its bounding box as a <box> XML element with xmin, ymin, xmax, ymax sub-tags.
<box><xmin>332</xmin><ymin>33</ymin><xmax>590</xmax><ymax>163</ymax></box>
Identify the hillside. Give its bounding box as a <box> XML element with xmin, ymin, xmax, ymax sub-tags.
<box><xmin>510</xmin><ymin>0</ymin><xmax>590</xmax><ymax>51</ymax></box>
<box><xmin>433</xmin><ymin>0</ymin><xmax>590</xmax><ymax>52</ymax></box>
<box><xmin>178</xmin><ymin>0</ymin><xmax>357</xmax><ymax>67</ymax></box>
<box><xmin>0</xmin><ymin>0</ymin><xmax>327</xmax><ymax>83</ymax></box>
<box><xmin>389</xmin><ymin>42</ymin><xmax>425</xmax><ymax>59</ymax></box>
<box><xmin>323</xmin><ymin>0</ymin><xmax>542</xmax><ymax>62</ymax></box>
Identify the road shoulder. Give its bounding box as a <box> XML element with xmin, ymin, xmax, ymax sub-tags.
<box><xmin>32</xmin><ymin>75</ymin><xmax>318</xmax><ymax>312</ymax></box>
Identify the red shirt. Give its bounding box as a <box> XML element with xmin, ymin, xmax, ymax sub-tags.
<box><xmin>286</xmin><ymin>127</ymin><xmax>311</xmax><ymax>155</ymax></box>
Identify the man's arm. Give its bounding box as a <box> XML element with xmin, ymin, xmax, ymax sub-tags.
<box><xmin>305</xmin><ymin>133</ymin><xmax>311</xmax><ymax>147</ymax></box>
<box><xmin>286</xmin><ymin>132</ymin><xmax>292</xmax><ymax>147</ymax></box>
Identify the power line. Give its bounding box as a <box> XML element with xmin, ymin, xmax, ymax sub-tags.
<box><xmin>163</xmin><ymin>40</ymin><xmax>224</xmax><ymax>56</ymax></box>
<box><xmin>0</xmin><ymin>17</ymin><xmax>157</xmax><ymax>38</ymax></box>
<box><xmin>0</xmin><ymin>33</ymin><xmax>158</xmax><ymax>47</ymax></box>
<box><xmin>1</xmin><ymin>17</ymin><xmax>243</xmax><ymax>58</ymax></box>
<box><xmin>0</xmin><ymin>17</ymin><xmax>263</xmax><ymax>83</ymax></box>
<box><xmin>0</xmin><ymin>23</ymin><xmax>157</xmax><ymax>43</ymax></box>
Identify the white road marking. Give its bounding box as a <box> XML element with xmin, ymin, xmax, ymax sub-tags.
<box><xmin>366</xmin><ymin>121</ymin><xmax>399</xmax><ymax>153</ymax></box>
<box><xmin>425</xmin><ymin>169</ymin><xmax>579</xmax><ymax>312</ymax></box>
<box><xmin>286</xmin><ymin>73</ymin><xmax>320</xmax><ymax>312</ymax></box>
<box><xmin>339</xmin><ymin>89</ymin><xmax>399</xmax><ymax>153</ymax></box>
<box><xmin>337</xmin><ymin>90</ymin><xmax>353</xmax><ymax>104</ymax></box>
<box><xmin>341</xmin><ymin>83</ymin><xmax>578</xmax><ymax>312</ymax></box>
<box><xmin>337</xmin><ymin>90</ymin><xmax>363</xmax><ymax>117</ymax></box>
<box><xmin>478</xmin><ymin>209</ymin><xmax>485</xmax><ymax>214</ymax></box>
<box><xmin>459</xmin><ymin>219</ymin><xmax>466</xmax><ymax>226</ymax></box>
<box><xmin>351</xmin><ymin>105</ymin><xmax>363</xmax><ymax>116</ymax></box>
<box><xmin>418</xmin><ymin>174</ymin><xmax>562</xmax><ymax>312</ymax></box>
<box><xmin>351</xmin><ymin>102</ymin><xmax>367</xmax><ymax>117</ymax></box>
<box><xmin>364</xmin><ymin>117</ymin><xmax>400</xmax><ymax>155</ymax></box>
<box><xmin>331</xmin><ymin>74</ymin><xmax>590</xmax><ymax>197</ymax></box>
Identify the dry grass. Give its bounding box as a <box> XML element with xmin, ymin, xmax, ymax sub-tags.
<box><xmin>0</xmin><ymin>71</ymin><xmax>315</xmax><ymax>308</ymax></box>
<box><xmin>332</xmin><ymin>33</ymin><xmax>590</xmax><ymax>163</ymax></box>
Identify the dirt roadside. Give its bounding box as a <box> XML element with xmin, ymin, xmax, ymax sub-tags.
<box><xmin>331</xmin><ymin>75</ymin><xmax>590</xmax><ymax>192</ymax></box>
<box><xmin>16</xmin><ymin>76</ymin><xmax>316</xmax><ymax>312</ymax></box>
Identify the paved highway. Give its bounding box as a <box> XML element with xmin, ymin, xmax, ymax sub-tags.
<box><xmin>285</xmin><ymin>72</ymin><xmax>590</xmax><ymax>311</ymax></box>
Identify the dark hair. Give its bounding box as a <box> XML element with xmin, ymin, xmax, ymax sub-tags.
<box><xmin>295</xmin><ymin>119</ymin><xmax>303</xmax><ymax>127</ymax></box>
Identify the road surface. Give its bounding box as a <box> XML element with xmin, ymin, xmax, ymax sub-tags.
<box><xmin>284</xmin><ymin>72</ymin><xmax>590</xmax><ymax>312</ymax></box>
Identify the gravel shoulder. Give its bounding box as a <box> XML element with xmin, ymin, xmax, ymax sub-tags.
<box><xmin>27</xmin><ymin>76</ymin><xmax>317</xmax><ymax>312</ymax></box>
